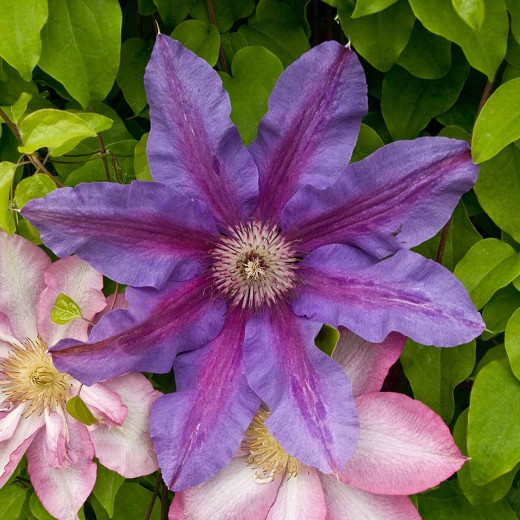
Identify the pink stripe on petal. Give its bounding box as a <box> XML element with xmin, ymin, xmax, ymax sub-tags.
<box><xmin>169</xmin><ymin>457</ymin><xmax>281</xmax><ymax>520</ymax></box>
<box><xmin>80</xmin><ymin>382</ymin><xmax>127</xmax><ymax>427</ymax></box>
<box><xmin>340</xmin><ymin>393</ymin><xmax>465</xmax><ymax>495</ymax></box>
<box><xmin>320</xmin><ymin>474</ymin><xmax>420</xmax><ymax>520</ymax></box>
<box><xmin>332</xmin><ymin>328</ymin><xmax>405</xmax><ymax>397</ymax></box>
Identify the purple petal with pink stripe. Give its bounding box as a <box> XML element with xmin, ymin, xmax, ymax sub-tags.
<box><xmin>243</xmin><ymin>304</ymin><xmax>359</xmax><ymax>474</ymax></box>
<box><xmin>283</xmin><ymin>138</ymin><xmax>478</xmax><ymax>256</ymax></box>
<box><xmin>151</xmin><ymin>309</ymin><xmax>260</xmax><ymax>491</ymax></box>
<box><xmin>22</xmin><ymin>181</ymin><xmax>218</xmax><ymax>289</ymax></box>
<box><xmin>145</xmin><ymin>34</ymin><xmax>258</xmax><ymax>225</ymax></box>
<box><xmin>251</xmin><ymin>41</ymin><xmax>367</xmax><ymax>223</ymax></box>
<box><xmin>51</xmin><ymin>276</ymin><xmax>225</xmax><ymax>385</ymax></box>
<box><xmin>293</xmin><ymin>244</ymin><xmax>484</xmax><ymax>346</ymax></box>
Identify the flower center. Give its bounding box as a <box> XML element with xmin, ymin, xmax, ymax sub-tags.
<box><xmin>0</xmin><ymin>337</ymin><xmax>73</xmax><ymax>416</ymax></box>
<box><xmin>242</xmin><ymin>407</ymin><xmax>301</xmax><ymax>483</ymax></box>
<box><xmin>210</xmin><ymin>221</ymin><xmax>299</xmax><ymax>309</ymax></box>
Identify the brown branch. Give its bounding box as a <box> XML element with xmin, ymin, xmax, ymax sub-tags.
<box><xmin>160</xmin><ymin>481</ymin><xmax>169</xmax><ymax>520</ymax></box>
<box><xmin>206</xmin><ymin>0</ymin><xmax>229</xmax><ymax>73</ymax></box>
<box><xmin>92</xmin><ymin>106</ymin><xmax>111</xmax><ymax>181</ymax></box>
<box><xmin>0</xmin><ymin>107</ymin><xmax>22</xmax><ymax>143</ymax></box>
<box><xmin>144</xmin><ymin>473</ymin><xmax>162</xmax><ymax>520</ymax></box>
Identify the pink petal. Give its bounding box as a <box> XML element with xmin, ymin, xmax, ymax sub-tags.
<box><xmin>320</xmin><ymin>474</ymin><xmax>420</xmax><ymax>520</ymax></box>
<box><xmin>80</xmin><ymin>382</ymin><xmax>127</xmax><ymax>427</ymax></box>
<box><xmin>27</xmin><ymin>416</ymin><xmax>96</xmax><ymax>520</ymax></box>
<box><xmin>89</xmin><ymin>373</ymin><xmax>160</xmax><ymax>478</ymax></box>
<box><xmin>332</xmin><ymin>328</ymin><xmax>405</xmax><ymax>397</ymax></box>
<box><xmin>339</xmin><ymin>393</ymin><xmax>465</xmax><ymax>495</ymax></box>
<box><xmin>0</xmin><ymin>232</ymin><xmax>50</xmax><ymax>340</ymax></box>
<box><xmin>169</xmin><ymin>457</ymin><xmax>281</xmax><ymax>520</ymax></box>
<box><xmin>266</xmin><ymin>468</ymin><xmax>326</xmax><ymax>520</ymax></box>
<box><xmin>44</xmin><ymin>410</ymin><xmax>76</xmax><ymax>468</ymax></box>
<box><xmin>37</xmin><ymin>256</ymin><xmax>106</xmax><ymax>346</ymax></box>
<box><xmin>0</xmin><ymin>404</ymin><xmax>24</xmax><ymax>442</ymax></box>
<box><xmin>0</xmin><ymin>410</ymin><xmax>43</xmax><ymax>486</ymax></box>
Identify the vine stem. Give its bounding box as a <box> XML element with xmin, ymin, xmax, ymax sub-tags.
<box><xmin>0</xmin><ymin>107</ymin><xmax>64</xmax><ymax>187</ymax></box>
<box><xmin>144</xmin><ymin>473</ymin><xmax>162</xmax><ymax>520</ymax></box>
<box><xmin>435</xmin><ymin>77</ymin><xmax>495</xmax><ymax>264</ymax></box>
<box><xmin>93</xmin><ymin>106</ymin><xmax>111</xmax><ymax>181</ymax></box>
<box><xmin>206</xmin><ymin>0</ymin><xmax>229</xmax><ymax>73</ymax></box>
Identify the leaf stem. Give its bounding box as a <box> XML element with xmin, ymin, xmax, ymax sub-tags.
<box><xmin>145</xmin><ymin>473</ymin><xmax>162</xmax><ymax>520</ymax></box>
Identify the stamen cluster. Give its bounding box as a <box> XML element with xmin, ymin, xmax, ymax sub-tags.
<box><xmin>242</xmin><ymin>407</ymin><xmax>301</xmax><ymax>482</ymax></box>
<box><xmin>210</xmin><ymin>221</ymin><xmax>299</xmax><ymax>309</ymax></box>
<box><xmin>0</xmin><ymin>337</ymin><xmax>72</xmax><ymax>416</ymax></box>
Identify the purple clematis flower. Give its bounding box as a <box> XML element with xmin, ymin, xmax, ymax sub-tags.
<box><xmin>22</xmin><ymin>35</ymin><xmax>484</xmax><ymax>491</ymax></box>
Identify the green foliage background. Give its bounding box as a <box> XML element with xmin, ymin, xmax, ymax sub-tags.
<box><xmin>0</xmin><ymin>0</ymin><xmax>519</xmax><ymax>518</ymax></box>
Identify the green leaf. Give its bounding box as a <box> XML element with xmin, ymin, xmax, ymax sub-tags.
<box><xmin>0</xmin><ymin>0</ymin><xmax>48</xmax><ymax>81</ymax></box>
<box><xmin>0</xmin><ymin>93</ymin><xmax>32</xmax><ymax>124</ymax></box>
<box><xmin>474</xmin><ymin>344</ymin><xmax>507</xmax><ymax>376</ymax></box>
<box><xmin>468</xmin><ymin>359</ymin><xmax>520</xmax><ymax>484</ymax></box>
<box><xmin>51</xmin><ymin>293</ymin><xmax>83</xmax><ymax>325</ymax></box>
<box><xmin>110</xmin><ymin>483</ymin><xmax>161</xmax><ymax>520</ymax></box>
<box><xmin>454</xmin><ymin>238</ymin><xmax>520</xmax><ymax>308</ymax></box>
<box><xmin>117</xmin><ymin>38</ymin><xmax>152</xmax><ymax>115</ymax></box>
<box><xmin>314</xmin><ymin>324</ymin><xmax>340</xmax><ymax>357</ymax></box>
<box><xmin>438</xmin><ymin>125</ymin><xmax>471</xmax><ymax>141</ymax></box>
<box><xmin>508</xmin><ymin>0</ymin><xmax>520</xmax><ymax>43</ymax></box>
<box><xmin>221</xmin><ymin>32</ymin><xmax>249</xmax><ymax>65</ymax></box>
<box><xmin>93</xmin><ymin>464</ymin><xmax>125</xmax><ymax>518</ymax></box>
<box><xmin>14</xmin><ymin>174</ymin><xmax>56</xmax><ymax>209</ymax></box>
<box><xmin>17</xmin><ymin>218</ymin><xmax>41</xmax><ymax>246</ymax></box>
<box><xmin>414</xmin><ymin>202</ymin><xmax>482</xmax><ymax>271</ymax></box>
<box><xmin>418</xmin><ymin>479</ymin><xmax>516</xmax><ymax>519</ymax></box>
<box><xmin>0</xmin><ymin>162</ymin><xmax>17</xmax><ymax>234</ymax></box>
<box><xmin>505</xmin><ymin>307</ymin><xmax>520</xmax><ymax>380</ymax></box>
<box><xmin>238</xmin><ymin>0</ymin><xmax>310</xmax><ymax>67</ymax></box>
<box><xmin>472</xmin><ymin>78</ymin><xmax>520</xmax><ymax>163</ymax></box>
<box><xmin>454</xmin><ymin>409</ymin><xmax>518</xmax><ymax>505</ymax></box>
<box><xmin>190</xmin><ymin>0</ymin><xmax>255</xmax><ymax>32</ymax></box>
<box><xmin>381</xmin><ymin>48</ymin><xmax>469</xmax><ymax>140</ymax></box>
<box><xmin>0</xmin><ymin>60</ymin><xmax>39</xmax><ymax>107</ymax></box>
<box><xmin>474</xmin><ymin>145</ymin><xmax>520</xmax><ymax>241</ymax></box>
<box><xmin>171</xmin><ymin>20</ymin><xmax>220</xmax><ymax>66</ymax></box>
<box><xmin>221</xmin><ymin>46</ymin><xmax>283</xmax><ymax>145</ymax></box>
<box><xmin>0</xmin><ymin>484</ymin><xmax>27</xmax><ymax>520</ymax></box>
<box><xmin>351</xmin><ymin>0</ymin><xmax>398</xmax><ymax>17</ymax></box>
<box><xmin>482</xmin><ymin>285</ymin><xmax>520</xmax><ymax>340</ymax></box>
<box><xmin>409</xmin><ymin>0</ymin><xmax>508</xmax><ymax>80</ymax></box>
<box><xmin>338</xmin><ymin>0</ymin><xmax>415</xmax><ymax>71</ymax></box>
<box><xmin>401</xmin><ymin>339</ymin><xmax>475</xmax><ymax>422</ymax></box>
<box><xmin>39</xmin><ymin>0</ymin><xmax>122</xmax><ymax>108</ymax></box>
<box><xmin>18</xmin><ymin>109</ymin><xmax>113</xmax><ymax>156</ymax></box>
<box><xmin>397</xmin><ymin>22</ymin><xmax>452</xmax><ymax>79</ymax></box>
<box><xmin>135</xmin><ymin>133</ymin><xmax>152</xmax><ymax>181</ymax></box>
<box><xmin>66</xmin><ymin>395</ymin><xmax>98</xmax><ymax>426</ymax></box>
<box><xmin>350</xmin><ymin>123</ymin><xmax>384</xmax><ymax>163</ymax></box>
<box><xmin>29</xmin><ymin>493</ymin><xmax>57</xmax><ymax>520</ymax></box>
<box><xmin>452</xmin><ymin>0</ymin><xmax>485</xmax><ymax>31</ymax></box>
<box><xmin>153</xmin><ymin>0</ymin><xmax>194</xmax><ymax>27</ymax></box>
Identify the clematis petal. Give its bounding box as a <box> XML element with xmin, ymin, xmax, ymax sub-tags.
<box><xmin>80</xmin><ymin>382</ymin><xmax>127</xmax><ymax>427</ymax></box>
<box><xmin>0</xmin><ymin>405</ymin><xmax>24</xmax><ymax>442</ymax></box>
<box><xmin>51</xmin><ymin>276</ymin><xmax>225</xmax><ymax>385</ymax></box>
<box><xmin>0</xmin><ymin>232</ymin><xmax>50</xmax><ymax>340</ymax></box>
<box><xmin>37</xmin><ymin>256</ymin><xmax>106</xmax><ymax>347</ymax></box>
<box><xmin>320</xmin><ymin>475</ymin><xmax>420</xmax><ymax>520</ymax></box>
<box><xmin>169</xmin><ymin>457</ymin><xmax>281</xmax><ymax>520</ymax></box>
<box><xmin>243</xmin><ymin>305</ymin><xmax>359</xmax><ymax>474</ymax></box>
<box><xmin>340</xmin><ymin>393</ymin><xmax>465</xmax><ymax>495</ymax></box>
<box><xmin>293</xmin><ymin>245</ymin><xmax>484</xmax><ymax>346</ymax></box>
<box><xmin>152</xmin><ymin>309</ymin><xmax>260</xmax><ymax>490</ymax></box>
<box><xmin>89</xmin><ymin>373</ymin><xmax>160</xmax><ymax>478</ymax></box>
<box><xmin>266</xmin><ymin>468</ymin><xmax>327</xmax><ymax>520</ymax></box>
<box><xmin>22</xmin><ymin>181</ymin><xmax>218</xmax><ymax>289</ymax></box>
<box><xmin>332</xmin><ymin>328</ymin><xmax>405</xmax><ymax>397</ymax></box>
<box><xmin>0</xmin><ymin>408</ymin><xmax>44</xmax><ymax>486</ymax></box>
<box><xmin>27</xmin><ymin>416</ymin><xmax>96</xmax><ymax>520</ymax></box>
<box><xmin>251</xmin><ymin>41</ymin><xmax>367</xmax><ymax>223</ymax></box>
<box><xmin>283</xmin><ymin>138</ymin><xmax>478</xmax><ymax>256</ymax></box>
<box><xmin>145</xmin><ymin>34</ymin><xmax>258</xmax><ymax>225</ymax></box>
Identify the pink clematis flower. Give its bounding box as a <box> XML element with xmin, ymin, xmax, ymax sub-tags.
<box><xmin>170</xmin><ymin>328</ymin><xmax>465</xmax><ymax>520</ymax></box>
<box><xmin>0</xmin><ymin>232</ymin><xmax>160</xmax><ymax>520</ymax></box>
